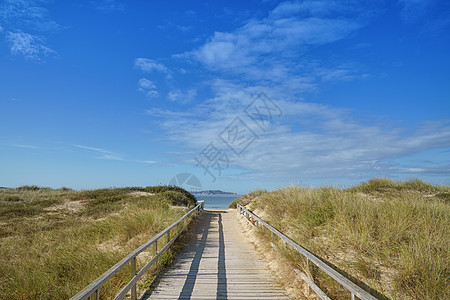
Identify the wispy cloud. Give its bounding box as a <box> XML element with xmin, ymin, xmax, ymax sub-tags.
<box><xmin>8</xmin><ymin>143</ymin><xmax>40</xmax><ymax>149</ymax></box>
<box><xmin>135</xmin><ymin>160</ymin><xmax>158</xmax><ymax>165</ymax></box>
<box><xmin>74</xmin><ymin>144</ymin><xmax>159</xmax><ymax>165</ymax></box>
<box><xmin>136</xmin><ymin>0</ymin><xmax>450</xmax><ymax>182</ymax></box>
<box><xmin>90</xmin><ymin>0</ymin><xmax>125</xmax><ymax>12</ymax></box>
<box><xmin>134</xmin><ymin>58</ymin><xmax>170</xmax><ymax>74</ymax></box>
<box><xmin>0</xmin><ymin>0</ymin><xmax>61</xmax><ymax>32</ymax></box>
<box><xmin>74</xmin><ymin>144</ymin><xmax>124</xmax><ymax>161</ymax></box>
<box><xmin>168</xmin><ymin>89</ymin><xmax>197</xmax><ymax>103</ymax></box>
<box><xmin>146</xmin><ymin>108</ymin><xmax>196</xmax><ymax>118</ymax></box>
<box><xmin>188</xmin><ymin>1</ymin><xmax>365</xmax><ymax>75</ymax></box>
<box><xmin>6</xmin><ymin>31</ymin><xmax>54</xmax><ymax>60</ymax></box>
<box><xmin>174</xmin><ymin>0</ymin><xmax>377</xmax><ymax>97</ymax></box>
<box><xmin>138</xmin><ymin>78</ymin><xmax>159</xmax><ymax>98</ymax></box>
<box><xmin>0</xmin><ymin>0</ymin><xmax>60</xmax><ymax>60</ymax></box>
<box><xmin>138</xmin><ymin>78</ymin><xmax>156</xmax><ymax>90</ymax></box>
<box><xmin>148</xmin><ymin>82</ymin><xmax>450</xmax><ymax>181</ymax></box>
<box><xmin>192</xmin><ymin>18</ymin><xmax>359</xmax><ymax>70</ymax></box>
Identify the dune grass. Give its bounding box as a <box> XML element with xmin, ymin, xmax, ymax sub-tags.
<box><xmin>0</xmin><ymin>185</ymin><xmax>196</xmax><ymax>299</ymax></box>
<box><xmin>231</xmin><ymin>178</ymin><xmax>449</xmax><ymax>299</ymax></box>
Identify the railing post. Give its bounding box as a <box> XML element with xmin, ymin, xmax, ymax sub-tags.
<box><xmin>167</xmin><ymin>229</ymin><xmax>171</xmax><ymax>244</ymax></box>
<box><xmin>90</xmin><ymin>289</ymin><xmax>99</xmax><ymax>300</ymax></box>
<box><xmin>306</xmin><ymin>257</ymin><xmax>310</xmax><ymax>278</ymax></box>
<box><xmin>130</xmin><ymin>257</ymin><xmax>137</xmax><ymax>300</ymax></box>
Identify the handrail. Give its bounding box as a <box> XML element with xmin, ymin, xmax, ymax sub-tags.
<box><xmin>237</xmin><ymin>204</ymin><xmax>378</xmax><ymax>300</ymax></box>
<box><xmin>71</xmin><ymin>201</ymin><xmax>205</xmax><ymax>300</ymax></box>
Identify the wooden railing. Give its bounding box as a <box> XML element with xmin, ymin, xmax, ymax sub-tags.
<box><xmin>237</xmin><ymin>204</ymin><xmax>378</xmax><ymax>300</ymax></box>
<box><xmin>71</xmin><ymin>201</ymin><xmax>204</xmax><ymax>300</ymax></box>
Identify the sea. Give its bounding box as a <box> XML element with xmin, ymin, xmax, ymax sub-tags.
<box><xmin>194</xmin><ymin>194</ymin><xmax>241</xmax><ymax>209</ymax></box>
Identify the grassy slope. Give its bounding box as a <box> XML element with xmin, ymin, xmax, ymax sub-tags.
<box><xmin>0</xmin><ymin>185</ymin><xmax>197</xmax><ymax>299</ymax></box>
<box><xmin>231</xmin><ymin>179</ymin><xmax>449</xmax><ymax>300</ymax></box>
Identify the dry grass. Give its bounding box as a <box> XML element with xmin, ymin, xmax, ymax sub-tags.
<box><xmin>0</xmin><ymin>185</ymin><xmax>196</xmax><ymax>299</ymax></box>
<box><xmin>232</xmin><ymin>178</ymin><xmax>449</xmax><ymax>300</ymax></box>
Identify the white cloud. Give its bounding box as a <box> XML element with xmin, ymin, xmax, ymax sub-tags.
<box><xmin>138</xmin><ymin>78</ymin><xmax>156</xmax><ymax>90</ymax></box>
<box><xmin>180</xmin><ymin>0</ymin><xmax>374</xmax><ymax>97</ymax></box>
<box><xmin>271</xmin><ymin>0</ymin><xmax>368</xmax><ymax>19</ymax></box>
<box><xmin>138</xmin><ymin>78</ymin><xmax>159</xmax><ymax>98</ymax></box>
<box><xmin>141</xmin><ymin>1</ymin><xmax>371</xmax><ymax>99</ymax></box>
<box><xmin>168</xmin><ymin>90</ymin><xmax>181</xmax><ymax>102</ymax></box>
<box><xmin>147</xmin><ymin>82</ymin><xmax>450</xmax><ymax>181</ymax></box>
<box><xmin>319</xmin><ymin>66</ymin><xmax>361</xmax><ymax>82</ymax></box>
<box><xmin>0</xmin><ymin>0</ymin><xmax>61</xmax><ymax>32</ymax></box>
<box><xmin>139</xmin><ymin>1</ymin><xmax>450</xmax><ymax>182</ymax></box>
<box><xmin>146</xmin><ymin>108</ymin><xmax>195</xmax><ymax>118</ymax></box>
<box><xmin>145</xmin><ymin>90</ymin><xmax>159</xmax><ymax>98</ymax></box>
<box><xmin>8</xmin><ymin>143</ymin><xmax>40</xmax><ymax>149</ymax></box>
<box><xmin>190</xmin><ymin>1</ymin><xmax>362</xmax><ymax>73</ymax></box>
<box><xmin>136</xmin><ymin>160</ymin><xmax>158</xmax><ymax>164</ymax></box>
<box><xmin>0</xmin><ymin>0</ymin><xmax>60</xmax><ymax>60</ymax></box>
<box><xmin>168</xmin><ymin>89</ymin><xmax>197</xmax><ymax>103</ymax></box>
<box><xmin>134</xmin><ymin>58</ymin><xmax>170</xmax><ymax>74</ymax></box>
<box><xmin>90</xmin><ymin>0</ymin><xmax>125</xmax><ymax>12</ymax></box>
<box><xmin>74</xmin><ymin>144</ymin><xmax>124</xmax><ymax>161</ymax></box>
<box><xmin>74</xmin><ymin>144</ymin><xmax>158</xmax><ymax>164</ymax></box>
<box><xmin>6</xmin><ymin>31</ymin><xmax>54</xmax><ymax>60</ymax></box>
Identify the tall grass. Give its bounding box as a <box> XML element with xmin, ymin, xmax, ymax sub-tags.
<box><xmin>233</xmin><ymin>178</ymin><xmax>449</xmax><ymax>299</ymax></box>
<box><xmin>0</xmin><ymin>186</ymin><xmax>196</xmax><ymax>299</ymax></box>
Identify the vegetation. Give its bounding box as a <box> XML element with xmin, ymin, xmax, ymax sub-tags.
<box><xmin>0</xmin><ymin>185</ymin><xmax>197</xmax><ymax>299</ymax></box>
<box><xmin>231</xmin><ymin>178</ymin><xmax>449</xmax><ymax>300</ymax></box>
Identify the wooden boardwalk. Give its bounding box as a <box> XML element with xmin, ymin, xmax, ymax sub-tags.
<box><xmin>142</xmin><ymin>209</ymin><xmax>289</xmax><ymax>300</ymax></box>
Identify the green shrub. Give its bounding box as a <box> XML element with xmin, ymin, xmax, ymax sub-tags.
<box><xmin>16</xmin><ymin>185</ymin><xmax>43</xmax><ymax>191</ymax></box>
<box><xmin>3</xmin><ymin>195</ymin><xmax>21</xmax><ymax>202</ymax></box>
<box><xmin>144</xmin><ymin>185</ymin><xmax>196</xmax><ymax>206</ymax></box>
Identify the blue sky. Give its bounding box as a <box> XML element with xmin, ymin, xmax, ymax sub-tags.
<box><xmin>0</xmin><ymin>0</ymin><xmax>449</xmax><ymax>193</ymax></box>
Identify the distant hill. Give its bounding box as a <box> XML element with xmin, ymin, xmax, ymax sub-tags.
<box><xmin>192</xmin><ymin>190</ymin><xmax>239</xmax><ymax>195</ymax></box>
<box><xmin>0</xmin><ymin>187</ymin><xmax>8</xmax><ymax>189</ymax></box>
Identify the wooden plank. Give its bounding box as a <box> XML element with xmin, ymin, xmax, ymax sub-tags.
<box><xmin>142</xmin><ymin>210</ymin><xmax>289</xmax><ymax>300</ymax></box>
